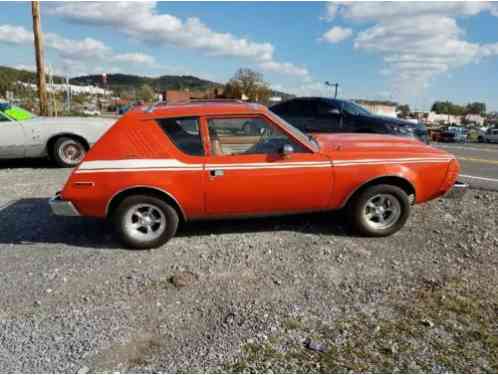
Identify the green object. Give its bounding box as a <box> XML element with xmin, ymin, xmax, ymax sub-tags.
<box><xmin>4</xmin><ymin>106</ymin><xmax>34</xmax><ymax>120</ymax></box>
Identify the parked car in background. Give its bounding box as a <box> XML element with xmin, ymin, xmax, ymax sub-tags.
<box><xmin>50</xmin><ymin>100</ymin><xmax>465</xmax><ymax>249</ymax></box>
<box><xmin>0</xmin><ymin>102</ymin><xmax>34</xmax><ymax>121</ymax></box>
<box><xmin>439</xmin><ymin>127</ymin><xmax>467</xmax><ymax>143</ymax></box>
<box><xmin>82</xmin><ymin>106</ymin><xmax>101</xmax><ymax>116</ymax></box>
<box><xmin>0</xmin><ymin>109</ymin><xmax>115</xmax><ymax>167</ymax></box>
<box><xmin>478</xmin><ymin>128</ymin><xmax>498</xmax><ymax>143</ymax></box>
<box><xmin>270</xmin><ymin>97</ymin><xmax>429</xmax><ymax>143</ymax></box>
<box><xmin>428</xmin><ymin>129</ymin><xmax>442</xmax><ymax>142</ymax></box>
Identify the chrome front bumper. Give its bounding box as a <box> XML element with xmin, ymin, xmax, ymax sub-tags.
<box><xmin>49</xmin><ymin>193</ymin><xmax>80</xmax><ymax>216</ymax></box>
<box><xmin>445</xmin><ymin>181</ymin><xmax>468</xmax><ymax>199</ymax></box>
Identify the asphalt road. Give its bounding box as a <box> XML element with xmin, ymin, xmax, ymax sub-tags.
<box><xmin>433</xmin><ymin>142</ymin><xmax>498</xmax><ymax>191</ymax></box>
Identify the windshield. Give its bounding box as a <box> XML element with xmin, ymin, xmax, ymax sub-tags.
<box><xmin>342</xmin><ymin>101</ymin><xmax>372</xmax><ymax>116</ymax></box>
<box><xmin>268</xmin><ymin>110</ymin><xmax>319</xmax><ymax>152</ymax></box>
<box><xmin>0</xmin><ymin>111</ymin><xmax>12</xmax><ymax>122</ymax></box>
<box><xmin>0</xmin><ymin>103</ymin><xmax>35</xmax><ymax>120</ymax></box>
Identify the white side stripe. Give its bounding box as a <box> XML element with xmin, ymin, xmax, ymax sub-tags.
<box><xmin>78</xmin><ymin>159</ymin><xmax>202</xmax><ymax>170</ymax></box>
<box><xmin>75</xmin><ymin>157</ymin><xmax>452</xmax><ymax>173</ymax></box>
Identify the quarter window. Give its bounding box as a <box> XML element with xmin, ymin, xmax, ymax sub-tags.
<box><xmin>207</xmin><ymin>117</ymin><xmax>307</xmax><ymax>155</ymax></box>
<box><xmin>156</xmin><ymin>117</ymin><xmax>204</xmax><ymax>156</ymax></box>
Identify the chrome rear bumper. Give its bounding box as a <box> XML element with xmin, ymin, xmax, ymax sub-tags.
<box><xmin>445</xmin><ymin>181</ymin><xmax>468</xmax><ymax>199</ymax></box>
<box><xmin>49</xmin><ymin>193</ymin><xmax>80</xmax><ymax>216</ymax></box>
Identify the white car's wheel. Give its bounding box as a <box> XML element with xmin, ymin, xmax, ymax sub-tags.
<box><xmin>52</xmin><ymin>137</ymin><xmax>86</xmax><ymax>168</ymax></box>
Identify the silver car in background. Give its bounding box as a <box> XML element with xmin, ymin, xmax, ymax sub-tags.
<box><xmin>0</xmin><ymin>110</ymin><xmax>115</xmax><ymax>167</ymax></box>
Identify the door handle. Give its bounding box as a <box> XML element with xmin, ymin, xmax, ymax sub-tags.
<box><xmin>209</xmin><ymin>169</ymin><xmax>224</xmax><ymax>177</ymax></box>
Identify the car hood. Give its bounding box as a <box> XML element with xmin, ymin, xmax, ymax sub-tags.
<box><xmin>20</xmin><ymin>116</ymin><xmax>116</xmax><ymax>128</ymax></box>
<box><xmin>314</xmin><ymin>133</ymin><xmax>449</xmax><ymax>158</ymax></box>
<box><xmin>361</xmin><ymin>113</ymin><xmax>422</xmax><ymax>128</ymax></box>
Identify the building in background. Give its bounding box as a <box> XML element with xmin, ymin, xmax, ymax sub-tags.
<box><xmin>464</xmin><ymin>113</ymin><xmax>485</xmax><ymax>126</ymax></box>
<box><xmin>161</xmin><ymin>87</ymin><xmax>224</xmax><ymax>103</ymax></box>
<box><xmin>355</xmin><ymin>100</ymin><xmax>397</xmax><ymax>118</ymax></box>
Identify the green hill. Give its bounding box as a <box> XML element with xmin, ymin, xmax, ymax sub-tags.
<box><xmin>69</xmin><ymin>73</ymin><xmax>222</xmax><ymax>93</ymax></box>
<box><xmin>0</xmin><ymin>65</ymin><xmax>293</xmax><ymax>99</ymax></box>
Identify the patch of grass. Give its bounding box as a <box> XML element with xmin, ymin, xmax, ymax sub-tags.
<box><xmin>283</xmin><ymin>318</ymin><xmax>303</xmax><ymax>331</ymax></box>
<box><xmin>225</xmin><ymin>280</ymin><xmax>498</xmax><ymax>373</ymax></box>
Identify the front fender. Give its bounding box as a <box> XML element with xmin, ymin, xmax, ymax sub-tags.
<box><xmin>331</xmin><ymin>163</ymin><xmax>420</xmax><ymax>209</ymax></box>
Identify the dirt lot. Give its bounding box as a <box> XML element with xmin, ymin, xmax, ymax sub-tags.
<box><xmin>0</xmin><ymin>161</ymin><xmax>497</xmax><ymax>373</ymax></box>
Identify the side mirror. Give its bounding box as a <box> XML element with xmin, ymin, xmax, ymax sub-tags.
<box><xmin>329</xmin><ymin>108</ymin><xmax>341</xmax><ymax>115</ymax></box>
<box><xmin>280</xmin><ymin>144</ymin><xmax>294</xmax><ymax>156</ymax></box>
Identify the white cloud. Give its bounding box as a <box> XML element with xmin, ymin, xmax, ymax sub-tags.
<box><xmin>328</xmin><ymin>2</ymin><xmax>497</xmax><ymax>21</ymax></box>
<box><xmin>45</xmin><ymin>33</ymin><xmax>111</xmax><ymax>60</ymax></box>
<box><xmin>326</xmin><ymin>2</ymin><xmax>498</xmax><ymax>100</ymax></box>
<box><xmin>113</xmin><ymin>53</ymin><xmax>157</xmax><ymax>66</ymax></box>
<box><xmin>0</xmin><ymin>23</ymin><xmax>157</xmax><ymax>76</ymax></box>
<box><xmin>321</xmin><ymin>26</ymin><xmax>353</xmax><ymax>43</ymax></box>
<box><xmin>0</xmin><ymin>24</ymin><xmax>33</xmax><ymax>44</ymax></box>
<box><xmin>50</xmin><ymin>1</ymin><xmax>308</xmax><ymax>78</ymax></box>
<box><xmin>258</xmin><ymin>61</ymin><xmax>309</xmax><ymax>77</ymax></box>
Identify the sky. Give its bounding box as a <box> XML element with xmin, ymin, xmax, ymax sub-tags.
<box><xmin>1</xmin><ymin>1</ymin><xmax>498</xmax><ymax>111</ymax></box>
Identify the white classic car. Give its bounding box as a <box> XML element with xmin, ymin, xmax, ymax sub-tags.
<box><xmin>0</xmin><ymin>110</ymin><xmax>115</xmax><ymax>167</ymax></box>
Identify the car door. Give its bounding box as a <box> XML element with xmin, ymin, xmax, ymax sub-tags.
<box><xmin>202</xmin><ymin>114</ymin><xmax>333</xmax><ymax>216</ymax></box>
<box><xmin>0</xmin><ymin>112</ymin><xmax>25</xmax><ymax>158</ymax></box>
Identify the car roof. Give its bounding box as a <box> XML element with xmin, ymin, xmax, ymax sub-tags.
<box><xmin>140</xmin><ymin>100</ymin><xmax>268</xmax><ymax>118</ymax></box>
<box><xmin>272</xmin><ymin>97</ymin><xmax>344</xmax><ymax>106</ymax></box>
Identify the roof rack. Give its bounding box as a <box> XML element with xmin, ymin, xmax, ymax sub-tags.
<box><xmin>144</xmin><ymin>98</ymin><xmax>246</xmax><ymax>112</ymax></box>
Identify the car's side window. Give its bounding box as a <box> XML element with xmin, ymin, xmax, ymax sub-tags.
<box><xmin>207</xmin><ymin>117</ymin><xmax>308</xmax><ymax>156</ymax></box>
<box><xmin>316</xmin><ymin>100</ymin><xmax>340</xmax><ymax>116</ymax></box>
<box><xmin>156</xmin><ymin>117</ymin><xmax>205</xmax><ymax>156</ymax></box>
<box><xmin>342</xmin><ymin>102</ymin><xmax>361</xmax><ymax>116</ymax></box>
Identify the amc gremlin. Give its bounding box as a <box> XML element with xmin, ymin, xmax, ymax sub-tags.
<box><xmin>50</xmin><ymin>100</ymin><xmax>466</xmax><ymax>249</ymax></box>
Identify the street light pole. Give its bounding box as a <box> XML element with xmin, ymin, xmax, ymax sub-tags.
<box><xmin>31</xmin><ymin>1</ymin><xmax>49</xmax><ymax>116</ymax></box>
<box><xmin>325</xmin><ymin>81</ymin><xmax>339</xmax><ymax>98</ymax></box>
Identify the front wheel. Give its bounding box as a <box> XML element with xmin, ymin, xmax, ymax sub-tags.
<box><xmin>349</xmin><ymin>184</ymin><xmax>410</xmax><ymax>237</ymax></box>
<box><xmin>52</xmin><ymin>137</ymin><xmax>87</xmax><ymax>167</ymax></box>
<box><xmin>113</xmin><ymin>195</ymin><xmax>179</xmax><ymax>249</ymax></box>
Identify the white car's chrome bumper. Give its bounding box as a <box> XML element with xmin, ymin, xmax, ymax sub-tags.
<box><xmin>49</xmin><ymin>192</ymin><xmax>80</xmax><ymax>216</ymax></box>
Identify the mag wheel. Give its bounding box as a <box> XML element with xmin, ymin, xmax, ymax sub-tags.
<box><xmin>350</xmin><ymin>184</ymin><xmax>410</xmax><ymax>237</ymax></box>
<box><xmin>114</xmin><ymin>195</ymin><xmax>179</xmax><ymax>249</ymax></box>
<box><xmin>53</xmin><ymin>137</ymin><xmax>86</xmax><ymax>167</ymax></box>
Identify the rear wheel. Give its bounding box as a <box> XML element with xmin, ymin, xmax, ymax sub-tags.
<box><xmin>113</xmin><ymin>195</ymin><xmax>179</xmax><ymax>249</ymax></box>
<box><xmin>350</xmin><ymin>184</ymin><xmax>410</xmax><ymax>237</ymax></box>
<box><xmin>52</xmin><ymin>137</ymin><xmax>86</xmax><ymax>167</ymax></box>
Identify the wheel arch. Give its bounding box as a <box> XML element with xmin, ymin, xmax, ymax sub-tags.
<box><xmin>341</xmin><ymin>175</ymin><xmax>416</xmax><ymax>209</ymax></box>
<box><xmin>46</xmin><ymin>133</ymin><xmax>90</xmax><ymax>156</ymax></box>
<box><xmin>105</xmin><ymin>186</ymin><xmax>187</xmax><ymax>223</ymax></box>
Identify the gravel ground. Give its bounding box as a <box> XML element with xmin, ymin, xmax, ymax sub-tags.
<box><xmin>0</xmin><ymin>160</ymin><xmax>497</xmax><ymax>373</ymax></box>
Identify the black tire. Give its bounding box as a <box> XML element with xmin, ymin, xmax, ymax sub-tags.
<box><xmin>349</xmin><ymin>184</ymin><xmax>410</xmax><ymax>237</ymax></box>
<box><xmin>113</xmin><ymin>195</ymin><xmax>179</xmax><ymax>249</ymax></box>
<box><xmin>52</xmin><ymin>136</ymin><xmax>87</xmax><ymax>168</ymax></box>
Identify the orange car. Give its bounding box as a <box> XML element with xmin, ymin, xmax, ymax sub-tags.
<box><xmin>49</xmin><ymin>100</ymin><xmax>466</xmax><ymax>249</ymax></box>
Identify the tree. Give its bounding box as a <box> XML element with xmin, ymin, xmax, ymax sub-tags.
<box><xmin>431</xmin><ymin>101</ymin><xmax>465</xmax><ymax>116</ymax></box>
<box><xmin>224</xmin><ymin>68</ymin><xmax>271</xmax><ymax>103</ymax></box>
<box><xmin>464</xmin><ymin>102</ymin><xmax>486</xmax><ymax>115</ymax></box>
<box><xmin>397</xmin><ymin>104</ymin><xmax>410</xmax><ymax>117</ymax></box>
<box><xmin>136</xmin><ymin>84</ymin><xmax>155</xmax><ymax>103</ymax></box>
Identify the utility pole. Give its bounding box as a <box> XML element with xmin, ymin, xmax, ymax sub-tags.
<box><xmin>325</xmin><ymin>81</ymin><xmax>339</xmax><ymax>98</ymax></box>
<box><xmin>31</xmin><ymin>1</ymin><xmax>49</xmax><ymax>116</ymax></box>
